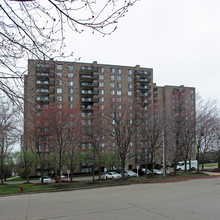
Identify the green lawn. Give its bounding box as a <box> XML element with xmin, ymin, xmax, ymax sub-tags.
<box><xmin>6</xmin><ymin>176</ymin><xmax>39</xmax><ymax>182</ymax></box>
<box><xmin>199</xmin><ymin>163</ymin><xmax>218</xmax><ymax>169</ymax></box>
<box><xmin>0</xmin><ymin>172</ymin><xmax>209</xmax><ymax>196</ymax></box>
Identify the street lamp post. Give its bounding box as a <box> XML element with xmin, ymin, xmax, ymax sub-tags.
<box><xmin>162</xmin><ymin>128</ymin><xmax>165</xmax><ymax>178</ymax></box>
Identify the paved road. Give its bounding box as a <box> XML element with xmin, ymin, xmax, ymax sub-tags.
<box><xmin>1</xmin><ymin>177</ymin><xmax>220</xmax><ymax>220</ymax></box>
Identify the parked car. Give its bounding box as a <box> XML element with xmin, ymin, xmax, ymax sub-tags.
<box><xmin>54</xmin><ymin>175</ymin><xmax>69</xmax><ymax>183</ymax></box>
<box><xmin>39</xmin><ymin>176</ymin><xmax>52</xmax><ymax>183</ymax></box>
<box><xmin>123</xmin><ymin>170</ymin><xmax>138</xmax><ymax>177</ymax></box>
<box><xmin>125</xmin><ymin>170</ymin><xmax>138</xmax><ymax>177</ymax></box>
<box><xmin>153</xmin><ymin>169</ymin><xmax>163</xmax><ymax>175</ymax></box>
<box><xmin>133</xmin><ymin>168</ymin><xmax>146</xmax><ymax>176</ymax></box>
<box><xmin>105</xmin><ymin>172</ymin><xmax>122</xmax><ymax>179</ymax></box>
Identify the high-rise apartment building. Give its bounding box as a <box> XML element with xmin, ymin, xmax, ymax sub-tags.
<box><xmin>24</xmin><ymin>59</ymin><xmax>195</xmax><ymax>175</ymax></box>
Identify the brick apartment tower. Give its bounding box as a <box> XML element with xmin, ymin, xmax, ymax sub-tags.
<box><xmin>24</xmin><ymin>59</ymin><xmax>195</xmax><ymax>175</ymax></box>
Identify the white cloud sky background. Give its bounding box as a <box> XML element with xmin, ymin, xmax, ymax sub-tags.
<box><xmin>63</xmin><ymin>0</ymin><xmax>220</xmax><ymax>107</ymax></box>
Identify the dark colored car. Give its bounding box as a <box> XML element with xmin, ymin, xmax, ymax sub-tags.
<box><xmin>132</xmin><ymin>168</ymin><xmax>146</xmax><ymax>176</ymax></box>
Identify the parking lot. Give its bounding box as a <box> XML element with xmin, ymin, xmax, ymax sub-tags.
<box><xmin>1</xmin><ymin>177</ymin><xmax>220</xmax><ymax>220</ymax></box>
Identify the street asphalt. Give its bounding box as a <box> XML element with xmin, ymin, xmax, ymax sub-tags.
<box><xmin>1</xmin><ymin>176</ymin><xmax>220</xmax><ymax>220</ymax></box>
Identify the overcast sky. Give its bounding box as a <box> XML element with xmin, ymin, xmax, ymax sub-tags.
<box><xmin>63</xmin><ymin>0</ymin><xmax>220</xmax><ymax>107</ymax></box>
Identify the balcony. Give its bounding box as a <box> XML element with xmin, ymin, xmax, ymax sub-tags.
<box><xmin>81</xmin><ymin>104</ymin><xmax>93</xmax><ymax>111</ymax></box>
<box><xmin>80</xmin><ymin>82</ymin><xmax>98</xmax><ymax>88</ymax></box>
<box><xmin>36</xmin><ymin>63</ymin><xmax>50</xmax><ymax>73</ymax></box>
<box><xmin>80</xmin><ymin>66</ymin><xmax>98</xmax><ymax>74</ymax></box>
<box><xmin>36</xmin><ymin>96</ymin><xmax>49</xmax><ymax>103</ymax></box>
<box><xmin>134</xmin><ymin>70</ymin><xmax>150</xmax><ymax>76</ymax></box>
<box><xmin>80</xmin><ymin>74</ymin><xmax>98</xmax><ymax>81</ymax></box>
<box><xmin>134</xmin><ymin>85</ymin><xmax>151</xmax><ymax>91</ymax></box>
<box><xmin>81</xmin><ymin>98</ymin><xmax>94</xmax><ymax>103</ymax></box>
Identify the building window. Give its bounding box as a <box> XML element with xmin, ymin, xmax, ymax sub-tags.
<box><xmin>128</xmin><ymin>91</ymin><xmax>132</xmax><ymax>96</ymax></box>
<box><xmin>117</xmin><ymin>98</ymin><xmax>121</xmax><ymax>102</ymax></box>
<box><xmin>68</xmin><ymin>88</ymin><xmax>73</xmax><ymax>94</ymax></box>
<box><xmin>117</xmin><ymin>76</ymin><xmax>121</xmax><ymax>81</ymax></box>
<box><xmin>36</xmin><ymin>88</ymin><xmax>49</xmax><ymax>93</ymax></box>
<box><xmin>68</xmin><ymin>65</ymin><xmax>74</xmax><ymax>71</ymax></box>
<box><xmin>81</xmin><ymin>66</ymin><xmax>92</xmax><ymax>70</ymax></box>
<box><xmin>36</xmin><ymin>63</ymin><xmax>50</xmax><ymax>68</ymax></box>
<box><xmin>57</xmin><ymin>88</ymin><xmax>62</xmax><ymax>94</ymax></box>
<box><xmin>37</xmin><ymin>72</ymin><xmax>49</xmax><ymax>77</ymax></box>
<box><xmin>117</xmin><ymin>68</ymin><xmax>121</xmax><ymax>74</ymax></box>
<box><xmin>110</xmin><ymin>75</ymin><xmax>115</xmax><ymax>81</ymax></box>
<box><xmin>110</xmin><ymin>68</ymin><xmax>115</xmax><ymax>73</ymax></box>
<box><xmin>99</xmin><ymin>82</ymin><xmax>104</xmax><ymax>87</ymax></box>
<box><xmin>57</xmin><ymin>80</ymin><xmax>62</xmax><ymax>86</ymax></box>
<box><xmin>110</xmin><ymin>90</ymin><xmax>115</xmax><ymax>95</ymax></box>
<box><xmin>57</xmin><ymin>96</ymin><xmax>62</xmax><ymax>102</ymax></box>
<box><xmin>128</xmin><ymin>69</ymin><xmax>132</xmax><ymax>74</ymax></box>
<box><xmin>110</xmin><ymin>83</ymin><xmax>115</xmax><ymax>88</ymax></box>
<box><xmin>68</xmin><ymin>81</ymin><xmax>73</xmax><ymax>86</ymax></box>
<box><xmin>128</xmin><ymin>83</ymin><xmax>132</xmax><ymax>89</ymax></box>
<box><xmin>57</xmin><ymin>64</ymin><xmax>62</xmax><ymax>70</ymax></box>
<box><xmin>69</xmin><ymin>104</ymin><xmax>73</xmax><ymax>109</ymax></box>
<box><xmin>100</xmin><ymin>105</ymin><xmax>104</xmax><ymax>109</ymax></box>
<box><xmin>36</xmin><ymin>96</ymin><xmax>48</xmax><ymax>101</ymax></box>
<box><xmin>99</xmin><ymin>75</ymin><xmax>104</xmax><ymax>80</ymax></box>
<box><xmin>99</xmin><ymin>97</ymin><xmax>104</xmax><ymax>102</ymax></box>
<box><xmin>36</xmin><ymin>80</ymin><xmax>49</xmax><ymax>84</ymax></box>
<box><xmin>128</xmin><ymin>76</ymin><xmax>132</xmax><ymax>82</ymax></box>
<box><xmin>117</xmin><ymin>83</ymin><xmax>121</xmax><ymax>89</ymax></box>
<box><xmin>57</xmin><ymin>72</ymin><xmax>62</xmax><ymax>77</ymax></box>
<box><xmin>99</xmin><ymin>67</ymin><xmax>104</xmax><ymax>72</ymax></box>
<box><xmin>117</xmin><ymin>91</ymin><xmax>121</xmax><ymax>96</ymax></box>
<box><xmin>99</xmin><ymin>90</ymin><xmax>104</xmax><ymax>95</ymax></box>
<box><xmin>68</xmin><ymin>96</ymin><xmax>73</xmax><ymax>102</ymax></box>
<box><xmin>68</xmin><ymin>73</ymin><xmax>73</xmax><ymax>78</ymax></box>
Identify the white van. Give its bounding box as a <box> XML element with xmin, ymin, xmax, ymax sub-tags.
<box><xmin>177</xmin><ymin>160</ymin><xmax>198</xmax><ymax>171</ymax></box>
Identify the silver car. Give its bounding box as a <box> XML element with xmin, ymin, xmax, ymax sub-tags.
<box><xmin>124</xmin><ymin>170</ymin><xmax>138</xmax><ymax>177</ymax></box>
<box><xmin>153</xmin><ymin>169</ymin><xmax>163</xmax><ymax>175</ymax></box>
<box><xmin>105</xmin><ymin>172</ymin><xmax>122</xmax><ymax>179</ymax></box>
<box><xmin>39</xmin><ymin>176</ymin><xmax>52</xmax><ymax>183</ymax></box>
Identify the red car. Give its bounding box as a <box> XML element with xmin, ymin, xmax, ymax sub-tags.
<box><xmin>54</xmin><ymin>175</ymin><xmax>69</xmax><ymax>183</ymax></box>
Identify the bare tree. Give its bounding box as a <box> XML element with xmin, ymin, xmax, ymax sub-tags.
<box><xmin>35</xmin><ymin>103</ymin><xmax>81</xmax><ymax>184</ymax></box>
<box><xmin>141</xmin><ymin>106</ymin><xmax>165</xmax><ymax>175</ymax></box>
<box><xmin>15</xmin><ymin>148</ymin><xmax>36</xmax><ymax>183</ymax></box>
<box><xmin>102</xmin><ymin>98</ymin><xmax>142</xmax><ymax>178</ymax></box>
<box><xmin>80</xmin><ymin>109</ymin><xmax>107</xmax><ymax>181</ymax></box>
<box><xmin>166</xmin><ymin>88</ymin><xmax>196</xmax><ymax>174</ymax></box>
<box><xmin>0</xmin><ymin>102</ymin><xmax>19</xmax><ymax>184</ymax></box>
<box><xmin>63</xmin><ymin>111</ymin><xmax>82</xmax><ymax>182</ymax></box>
<box><xmin>213</xmin><ymin>117</ymin><xmax>220</xmax><ymax>171</ymax></box>
<box><xmin>196</xmin><ymin>98</ymin><xmax>218</xmax><ymax>171</ymax></box>
<box><xmin>0</xmin><ymin>0</ymin><xmax>137</xmax><ymax>102</ymax></box>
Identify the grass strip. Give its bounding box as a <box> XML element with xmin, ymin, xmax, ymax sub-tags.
<box><xmin>0</xmin><ymin>172</ymin><xmax>210</xmax><ymax>196</ymax></box>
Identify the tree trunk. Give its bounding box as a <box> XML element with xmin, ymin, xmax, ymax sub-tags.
<box><xmin>71</xmin><ymin>168</ymin><xmax>73</xmax><ymax>182</ymax></box>
<box><xmin>197</xmin><ymin>146</ymin><xmax>200</xmax><ymax>172</ymax></box>
<box><xmin>58</xmin><ymin>150</ymin><xmax>62</xmax><ymax>185</ymax></box>
<box><xmin>92</xmin><ymin>165</ymin><xmax>95</xmax><ymax>182</ymax></box>
<box><xmin>218</xmin><ymin>154</ymin><xmax>220</xmax><ymax>172</ymax></box>
<box><xmin>41</xmin><ymin>168</ymin><xmax>44</xmax><ymax>184</ymax></box>
<box><xmin>150</xmin><ymin>153</ymin><xmax>154</xmax><ymax>176</ymax></box>
<box><xmin>0</xmin><ymin>156</ymin><xmax>4</xmax><ymax>185</ymax></box>
<box><xmin>26</xmin><ymin>174</ymin><xmax>29</xmax><ymax>183</ymax></box>
<box><xmin>121</xmin><ymin>157</ymin><xmax>126</xmax><ymax>179</ymax></box>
